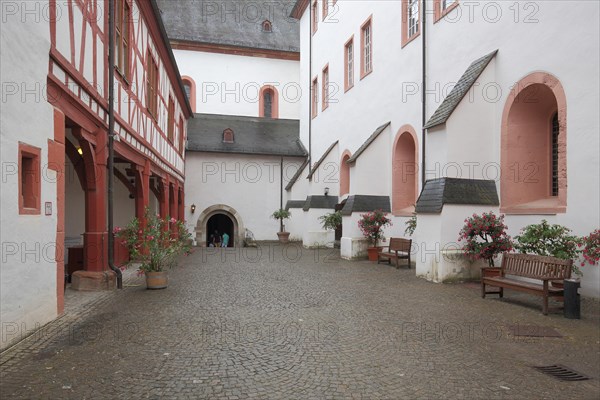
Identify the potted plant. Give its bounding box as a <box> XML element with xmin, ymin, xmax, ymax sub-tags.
<box><xmin>116</xmin><ymin>209</ymin><xmax>192</xmax><ymax>289</ymax></box>
<box><xmin>514</xmin><ymin>220</ymin><xmax>582</xmax><ymax>279</ymax></box>
<box><xmin>579</xmin><ymin>229</ymin><xmax>600</xmax><ymax>268</ymax></box>
<box><xmin>358</xmin><ymin>210</ymin><xmax>392</xmax><ymax>261</ymax></box>
<box><xmin>458</xmin><ymin>212</ymin><xmax>513</xmax><ymax>277</ymax></box>
<box><xmin>405</xmin><ymin>213</ymin><xmax>417</xmax><ymax>237</ymax></box>
<box><xmin>319</xmin><ymin>211</ymin><xmax>342</xmax><ymax>231</ymax></box>
<box><xmin>272</xmin><ymin>208</ymin><xmax>291</xmax><ymax>243</ymax></box>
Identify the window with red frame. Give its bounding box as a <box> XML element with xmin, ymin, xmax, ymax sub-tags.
<box><xmin>322</xmin><ymin>65</ymin><xmax>329</xmax><ymax>110</ymax></box>
<box><xmin>146</xmin><ymin>51</ymin><xmax>159</xmax><ymax>118</ymax></box>
<box><xmin>361</xmin><ymin>18</ymin><xmax>373</xmax><ymax>77</ymax></box>
<box><xmin>167</xmin><ymin>97</ymin><xmax>175</xmax><ymax>143</ymax></box>
<box><xmin>115</xmin><ymin>0</ymin><xmax>130</xmax><ymax>79</ymax></box>
<box><xmin>344</xmin><ymin>38</ymin><xmax>354</xmax><ymax>91</ymax></box>
<box><xmin>312</xmin><ymin>77</ymin><xmax>318</xmax><ymax>118</ymax></box>
<box><xmin>19</xmin><ymin>143</ymin><xmax>41</xmax><ymax>214</ymax></box>
<box><xmin>178</xmin><ymin>117</ymin><xmax>185</xmax><ymax>153</ymax></box>
<box><xmin>311</xmin><ymin>0</ymin><xmax>318</xmax><ymax>34</ymax></box>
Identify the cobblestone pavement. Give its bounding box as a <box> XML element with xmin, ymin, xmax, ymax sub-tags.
<box><xmin>1</xmin><ymin>245</ymin><xmax>599</xmax><ymax>399</ymax></box>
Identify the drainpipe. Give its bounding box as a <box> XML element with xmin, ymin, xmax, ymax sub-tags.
<box><xmin>308</xmin><ymin>3</ymin><xmax>313</xmax><ymax>175</ymax></box>
<box><xmin>280</xmin><ymin>156</ymin><xmax>284</xmax><ymax>232</ymax></box>
<box><xmin>108</xmin><ymin>0</ymin><xmax>123</xmax><ymax>289</ymax></box>
<box><xmin>421</xmin><ymin>0</ymin><xmax>427</xmax><ymax>187</ymax></box>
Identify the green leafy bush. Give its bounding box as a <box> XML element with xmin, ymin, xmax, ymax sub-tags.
<box><xmin>319</xmin><ymin>211</ymin><xmax>342</xmax><ymax>231</ymax></box>
<box><xmin>514</xmin><ymin>220</ymin><xmax>581</xmax><ymax>260</ymax></box>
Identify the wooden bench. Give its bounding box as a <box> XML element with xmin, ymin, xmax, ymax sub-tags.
<box><xmin>378</xmin><ymin>238</ymin><xmax>412</xmax><ymax>269</ymax></box>
<box><xmin>481</xmin><ymin>253</ymin><xmax>573</xmax><ymax>315</ymax></box>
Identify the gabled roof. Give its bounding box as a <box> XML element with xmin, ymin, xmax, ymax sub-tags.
<box><xmin>307</xmin><ymin>141</ymin><xmax>339</xmax><ymax>180</ymax></box>
<box><xmin>156</xmin><ymin>0</ymin><xmax>299</xmax><ymax>53</ymax></box>
<box><xmin>340</xmin><ymin>196</ymin><xmax>391</xmax><ymax>216</ymax></box>
<box><xmin>186</xmin><ymin>114</ymin><xmax>307</xmax><ymax>157</ymax></box>
<box><xmin>346</xmin><ymin>122</ymin><xmax>391</xmax><ymax>164</ymax></box>
<box><xmin>424</xmin><ymin>50</ymin><xmax>498</xmax><ymax>129</ymax></box>
<box><xmin>285</xmin><ymin>158</ymin><xmax>309</xmax><ymax>191</ymax></box>
<box><xmin>415</xmin><ymin>178</ymin><xmax>499</xmax><ymax>214</ymax></box>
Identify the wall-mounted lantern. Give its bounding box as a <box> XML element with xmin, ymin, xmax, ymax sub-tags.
<box><xmin>324</xmin><ymin>187</ymin><xmax>330</xmax><ymax>196</ymax></box>
<box><xmin>190</xmin><ymin>204</ymin><xmax>196</xmax><ymax>214</ymax></box>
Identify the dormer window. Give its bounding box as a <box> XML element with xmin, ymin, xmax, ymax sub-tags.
<box><xmin>262</xmin><ymin>20</ymin><xmax>272</xmax><ymax>32</ymax></box>
<box><xmin>223</xmin><ymin>128</ymin><xmax>234</xmax><ymax>143</ymax></box>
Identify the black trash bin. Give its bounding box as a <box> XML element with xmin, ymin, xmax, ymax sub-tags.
<box><xmin>563</xmin><ymin>279</ymin><xmax>581</xmax><ymax>319</ymax></box>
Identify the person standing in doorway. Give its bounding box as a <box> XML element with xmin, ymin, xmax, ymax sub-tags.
<box><xmin>221</xmin><ymin>232</ymin><xmax>229</xmax><ymax>248</ymax></box>
<box><xmin>213</xmin><ymin>230</ymin><xmax>221</xmax><ymax>247</ymax></box>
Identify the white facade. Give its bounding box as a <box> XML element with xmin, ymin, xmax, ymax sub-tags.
<box><xmin>185</xmin><ymin>153</ymin><xmax>304</xmax><ymax>243</ymax></box>
<box><xmin>289</xmin><ymin>1</ymin><xmax>600</xmax><ymax>296</ymax></box>
<box><xmin>175</xmin><ymin>49</ymin><xmax>301</xmax><ymax>119</ymax></box>
<box><xmin>0</xmin><ymin>7</ymin><xmax>58</xmax><ymax>349</ymax></box>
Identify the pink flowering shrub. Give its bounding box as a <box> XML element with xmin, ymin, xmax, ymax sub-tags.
<box><xmin>579</xmin><ymin>229</ymin><xmax>600</xmax><ymax>267</ymax></box>
<box><xmin>115</xmin><ymin>208</ymin><xmax>192</xmax><ymax>274</ymax></box>
<box><xmin>358</xmin><ymin>210</ymin><xmax>392</xmax><ymax>247</ymax></box>
<box><xmin>458</xmin><ymin>212</ymin><xmax>513</xmax><ymax>267</ymax></box>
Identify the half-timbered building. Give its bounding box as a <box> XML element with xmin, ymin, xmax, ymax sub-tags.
<box><xmin>1</xmin><ymin>0</ymin><xmax>192</xmax><ymax>350</ymax></box>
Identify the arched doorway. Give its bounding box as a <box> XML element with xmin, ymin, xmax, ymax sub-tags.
<box><xmin>195</xmin><ymin>204</ymin><xmax>244</xmax><ymax>247</ymax></box>
<box><xmin>500</xmin><ymin>72</ymin><xmax>567</xmax><ymax>213</ymax></box>
<box><xmin>206</xmin><ymin>213</ymin><xmax>234</xmax><ymax>247</ymax></box>
<box><xmin>392</xmin><ymin>126</ymin><xmax>418</xmax><ymax>215</ymax></box>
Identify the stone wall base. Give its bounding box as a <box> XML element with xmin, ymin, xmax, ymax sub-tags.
<box><xmin>340</xmin><ymin>237</ymin><xmax>369</xmax><ymax>260</ymax></box>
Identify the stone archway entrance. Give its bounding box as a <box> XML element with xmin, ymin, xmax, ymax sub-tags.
<box><xmin>195</xmin><ymin>204</ymin><xmax>244</xmax><ymax>247</ymax></box>
<box><xmin>206</xmin><ymin>214</ymin><xmax>234</xmax><ymax>247</ymax></box>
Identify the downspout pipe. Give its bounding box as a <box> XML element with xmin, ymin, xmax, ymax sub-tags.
<box><xmin>108</xmin><ymin>0</ymin><xmax>123</xmax><ymax>289</ymax></box>
<box><xmin>280</xmin><ymin>156</ymin><xmax>284</xmax><ymax>232</ymax></box>
<box><xmin>308</xmin><ymin>3</ymin><xmax>312</xmax><ymax>176</ymax></box>
<box><xmin>421</xmin><ymin>0</ymin><xmax>427</xmax><ymax>187</ymax></box>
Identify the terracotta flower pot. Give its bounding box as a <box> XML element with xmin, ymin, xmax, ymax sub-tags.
<box><xmin>145</xmin><ymin>271</ymin><xmax>168</xmax><ymax>290</ymax></box>
<box><xmin>367</xmin><ymin>247</ymin><xmax>382</xmax><ymax>261</ymax></box>
<box><xmin>277</xmin><ymin>231</ymin><xmax>290</xmax><ymax>244</ymax></box>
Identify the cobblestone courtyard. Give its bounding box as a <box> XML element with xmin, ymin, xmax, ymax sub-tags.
<box><xmin>1</xmin><ymin>246</ymin><xmax>599</xmax><ymax>399</ymax></box>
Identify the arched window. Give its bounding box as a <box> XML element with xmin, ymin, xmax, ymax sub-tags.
<box><xmin>392</xmin><ymin>126</ymin><xmax>418</xmax><ymax>216</ymax></box>
<box><xmin>262</xmin><ymin>20</ymin><xmax>272</xmax><ymax>32</ymax></box>
<box><xmin>500</xmin><ymin>72</ymin><xmax>567</xmax><ymax>213</ymax></box>
<box><xmin>223</xmin><ymin>128</ymin><xmax>234</xmax><ymax>143</ymax></box>
<box><xmin>259</xmin><ymin>85</ymin><xmax>279</xmax><ymax>118</ymax></box>
<box><xmin>340</xmin><ymin>151</ymin><xmax>351</xmax><ymax>196</ymax></box>
<box><xmin>181</xmin><ymin>76</ymin><xmax>196</xmax><ymax>113</ymax></box>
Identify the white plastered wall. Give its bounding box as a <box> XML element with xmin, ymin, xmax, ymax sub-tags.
<box><xmin>0</xmin><ymin>6</ymin><xmax>57</xmax><ymax>349</ymax></box>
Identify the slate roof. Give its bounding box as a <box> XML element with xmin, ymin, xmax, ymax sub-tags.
<box><xmin>156</xmin><ymin>0</ymin><xmax>300</xmax><ymax>53</ymax></box>
<box><xmin>285</xmin><ymin>200</ymin><xmax>306</xmax><ymax>210</ymax></box>
<box><xmin>186</xmin><ymin>113</ymin><xmax>307</xmax><ymax>157</ymax></box>
<box><xmin>415</xmin><ymin>178</ymin><xmax>499</xmax><ymax>214</ymax></box>
<box><xmin>302</xmin><ymin>196</ymin><xmax>339</xmax><ymax>211</ymax></box>
<box><xmin>341</xmin><ymin>196</ymin><xmax>391</xmax><ymax>216</ymax></box>
<box><xmin>424</xmin><ymin>50</ymin><xmax>498</xmax><ymax>129</ymax></box>
<box><xmin>285</xmin><ymin>158</ymin><xmax>309</xmax><ymax>191</ymax></box>
<box><xmin>307</xmin><ymin>141</ymin><xmax>339</xmax><ymax>180</ymax></box>
<box><xmin>346</xmin><ymin>122</ymin><xmax>391</xmax><ymax>164</ymax></box>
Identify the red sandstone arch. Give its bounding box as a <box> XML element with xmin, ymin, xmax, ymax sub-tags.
<box><xmin>392</xmin><ymin>125</ymin><xmax>418</xmax><ymax>216</ymax></box>
<box><xmin>181</xmin><ymin>76</ymin><xmax>196</xmax><ymax>113</ymax></box>
<box><xmin>500</xmin><ymin>72</ymin><xmax>567</xmax><ymax>214</ymax></box>
<box><xmin>340</xmin><ymin>150</ymin><xmax>351</xmax><ymax>196</ymax></box>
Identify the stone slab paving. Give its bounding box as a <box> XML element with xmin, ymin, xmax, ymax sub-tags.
<box><xmin>1</xmin><ymin>245</ymin><xmax>599</xmax><ymax>399</ymax></box>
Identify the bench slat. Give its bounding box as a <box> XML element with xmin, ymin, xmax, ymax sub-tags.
<box><xmin>482</xmin><ymin>253</ymin><xmax>573</xmax><ymax>315</ymax></box>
